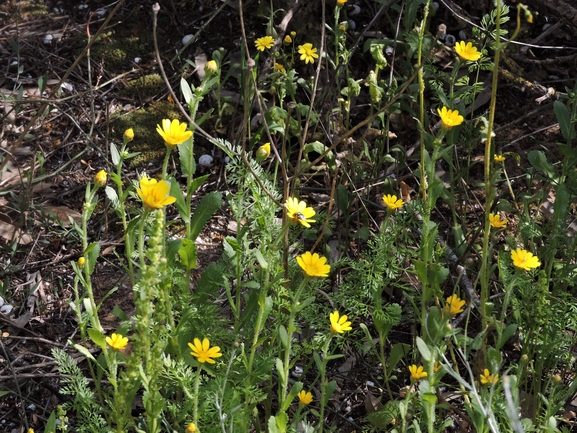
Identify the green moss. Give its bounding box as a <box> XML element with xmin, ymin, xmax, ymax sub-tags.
<box><xmin>121</xmin><ymin>74</ymin><xmax>165</xmax><ymax>99</ymax></box>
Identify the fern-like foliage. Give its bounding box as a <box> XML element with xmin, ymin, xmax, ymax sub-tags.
<box><xmin>52</xmin><ymin>348</ymin><xmax>106</xmax><ymax>432</ymax></box>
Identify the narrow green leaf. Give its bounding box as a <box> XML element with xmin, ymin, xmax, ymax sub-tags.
<box><xmin>189</xmin><ymin>192</ymin><xmax>222</xmax><ymax>240</ymax></box>
<box><xmin>416</xmin><ymin>336</ymin><xmax>432</xmax><ymax>362</ymax></box>
<box><xmin>181</xmin><ymin>78</ymin><xmax>193</xmax><ymax>104</ymax></box>
<box><xmin>554</xmin><ymin>100</ymin><xmax>574</xmax><ymax>142</ymax></box>
<box><xmin>88</xmin><ymin>328</ymin><xmax>106</xmax><ymax>350</ymax></box>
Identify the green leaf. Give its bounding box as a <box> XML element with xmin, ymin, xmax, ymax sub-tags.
<box><xmin>279</xmin><ymin>325</ymin><xmax>289</xmax><ymax>349</ymax></box>
<box><xmin>181</xmin><ymin>78</ymin><xmax>194</xmax><ymax>104</ymax></box>
<box><xmin>189</xmin><ymin>192</ymin><xmax>222</xmax><ymax>240</ymax></box>
<box><xmin>275</xmin><ymin>358</ymin><xmax>287</xmax><ymax>388</ymax></box>
<box><xmin>281</xmin><ymin>382</ymin><xmax>303</xmax><ymax>411</ymax></box>
<box><xmin>416</xmin><ymin>337</ymin><xmax>432</xmax><ymax>362</ymax></box>
<box><xmin>496</xmin><ymin>324</ymin><xmax>517</xmax><ymax>350</ymax></box>
<box><xmin>110</xmin><ymin>142</ymin><xmax>120</xmax><ymax>165</ymax></box>
<box><xmin>73</xmin><ymin>343</ymin><xmax>97</xmax><ymax>362</ymax></box>
<box><xmin>335</xmin><ymin>184</ymin><xmax>349</xmax><ymax>215</ymax></box>
<box><xmin>528</xmin><ymin>150</ymin><xmax>558</xmax><ymax>182</ymax></box>
<box><xmin>178</xmin><ymin>238</ymin><xmax>197</xmax><ymax>270</ymax></box>
<box><xmin>44</xmin><ymin>410</ymin><xmax>57</xmax><ymax>433</ymax></box>
<box><xmin>170</xmin><ymin>180</ymin><xmax>189</xmax><ymax>224</ymax></box>
<box><xmin>85</xmin><ymin>242</ymin><xmax>100</xmax><ymax>276</ymax></box>
<box><xmin>554</xmin><ymin>100</ymin><xmax>574</xmax><ymax>142</ymax></box>
<box><xmin>387</xmin><ymin>343</ymin><xmax>411</xmax><ymax>376</ymax></box>
<box><xmin>178</xmin><ymin>139</ymin><xmax>196</xmax><ymax>179</ymax></box>
<box><xmin>105</xmin><ymin>186</ymin><xmax>120</xmax><ymax>212</ymax></box>
<box><xmin>322</xmin><ymin>381</ymin><xmax>338</xmax><ymax>406</ymax></box>
<box><xmin>189</xmin><ymin>174</ymin><xmax>210</xmax><ymax>195</ymax></box>
<box><xmin>88</xmin><ymin>328</ymin><xmax>106</xmax><ymax>350</ymax></box>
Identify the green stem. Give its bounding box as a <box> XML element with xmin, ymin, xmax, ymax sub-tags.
<box><xmin>317</xmin><ymin>336</ymin><xmax>333</xmax><ymax>433</ymax></box>
<box><xmin>193</xmin><ymin>364</ymin><xmax>202</xmax><ymax>424</ymax></box>
<box><xmin>161</xmin><ymin>146</ymin><xmax>173</xmax><ymax>179</ymax></box>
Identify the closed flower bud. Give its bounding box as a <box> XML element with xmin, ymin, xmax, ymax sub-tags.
<box><xmin>78</xmin><ymin>257</ymin><xmax>86</xmax><ymax>267</ymax></box>
<box><xmin>94</xmin><ymin>170</ymin><xmax>107</xmax><ymax>186</ymax></box>
<box><xmin>123</xmin><ymin>128</ymin><xmax>134</xmax><ymax>142</ymax></box>
<box><xmin>205</xmin><ymin>60</ymin><xmax>218</xmax><ymax>74</ymax></box>
<box><xmin>256</xmin><ymin>142</ymin><xmax>271</xmax><ymax>162</ymax></box>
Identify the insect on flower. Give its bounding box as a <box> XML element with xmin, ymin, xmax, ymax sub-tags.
<box><xmin>294</xmin><ymin>212</ymin><xmax>307</xmax><ymax>222</ymax></box>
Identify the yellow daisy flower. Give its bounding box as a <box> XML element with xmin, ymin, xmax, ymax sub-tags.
<box><xmin>437</xmin><ymin>106</ymin><xmax>464</xmax><ymax>129</ymax></box>
<box><xmin>136</xmin><ymin>177</ymin><xmax>177</xmax><ymax>211</ymax></box>
<box><xmin>337</xmin><ymin>0</ymin><xmax>347</xmax><ymax>5</ymax></box>
<box><xmin>382</xmin><ymin>194</ymin><xmax>404</xmax><ymax>210</ymax></box>
<box><xmin>511</xmin><ymin>248</ymin><xmax>541</xmax><ymax>271</ymax></box>
<box><xmin>286</xmin><ymin>197</ymin><xmax>316</xmax><ymax>228</ymax></box>
<box><xmin>274</xmin><ymin>63</ymin><xmax>286</xmax><ymax>73</ymax></box>
<box><xmin>156</xmin><ymin>119</ymin><xmax>193</xmax><ymax>147</ymax></box>
<box><xmin>444</xmin><ymin>294</ymin><xmax>466</xmax><ymax>315</ymax></box>
<box><xmin>480</xmin><ymin>368</ymin><xmax>499</xmax><ymax>385</ymax></box>
<box><xmin>205</xmin><ymin>60</ymin><xmax>218</xmax><ymax>74</ymax></box>
<box><xmin>186</xmin><ymin>422</ymin><xmax>197</xmax><ymax>433</ymax></box>
<box><xmin>330</xmin><ymin>311</ymin><xmax>352</xmax><ymax>334</ymax></box>
<box><xmin>106</xmin><ymin>333</ymin><xmax>128</xmax><ymax>351</ymax></box>
<box><xmin>489</xmin><ymin>213</ymin><xmax>508</xmax><ymax>229</ymax></box>
<box><xmin>454</xmin><ymin>41</ymin><xmax>481</xmax><ymax>62</ymax></box>
<box><xmin>255</xmin><ymin>35</ymin><xmax>275</xmax><ymax>51</ymax></box>
<box><xmin>94</xmin><ymin>170</ymin><xmax>107</xmax><ymax>186</ymax></box>
<box><xmin>298</xmin><ymin>43</ymin><xmax>319</xmax><ymax>64</ymax></box>
<box><xmin>409</xmin><ymin>364</ymin><xmax>428</xmax><ymax>381</ymax></box>
<box><xmin>296</xmin><ymin>251</ymin><xmax>330</xmax><ymax>277</ymax></box>
<box><xmin>298</xmin><ymin>390</ymin><xmax>313</xmax><ymax>405</ymax></box>
<box><xmin>188</xmin><ymin>338</ymin><xmax>222</xmax><ymax>364</ymax></box>
<box><xmin>494</xmin><ymin>154</ymin><xmax>506</xmax><ymax>163</ymax></box>
<box><xmin>284</xmin><ymin>35</ymin><xmax>292</xmax><ymax>44</ymax></box>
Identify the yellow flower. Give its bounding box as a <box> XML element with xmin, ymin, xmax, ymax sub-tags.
<box><xmin>433</xmin><ymin>362</ymin><xmax>441</xmax><ymax>373</ymax></box>
<box><xmin>286</xmin><ymin>197</ymin><xmax>316</xmax><ymax>228</ymax></box>
<box><xmin>205</xmin><ymin>60</ymin><xmax>218</xmax><ymax>74</ymax></box>
<box><xmin>298</xmin><ymin>390</ymin><xmax>313</xmax><ymax>405</ymax></box>
<box><xmin>298</xmin><ymin>43</ymin><xmax>319</xmax><ymax>64</ymax></box>
<box><xmin>337</xmin><ymin>0</ymin><xmax>347</xmax><ymax>5</ymax></box>
<box><xmin>511</xmin><ymin>248</ymin><xmax>541</xmax><ymax>271</ymax></box>
<box><xmin>284</xmin><ymin>35</ymin><xmax>292</xmax><ymax>44</ymax></box>
<box><xmin>339</xmin><ymin>24</ymin><xmax>347</xmax><ymax>32</ymax></box>
<box><xmin>437</xmin><ymin>106</ymin><xmax>464</xmax><ymax>129</ymax></box>
<box><xmin>28</xmin><ymin>429</ymin><xmax>34</xmax><ymax>433</ymax></box>
<box><xmin>156</xmin><ymin>119</ymin><xmax>193</xmax><ymax>147</ymax></box>
<box><xmin>274</xmin><ymin>63</ymin><xmax>286</xmax><ymax>73</ymax></box>
<box><xmin>290</xmin><ymin>31</ymin><xmax>296</xmax><ymax>38</ymax></box>
<box><xmin>256</xmin><ymin>142</ymin><xmax>271</xmax><ymax>162</ymax></box>
<box><xmin>330</xmin><ymin>311</ymin><xmax>352</xmax><ymax>334</ymax></box>
<box><xmin>136</xmin><ymin>177</ymin><xmax>177</xmax><ymax>210</ymax></box>
<box><xmin>123</xmin><ymin>128</ymin><xmax>134</xmax><ymax>142</ymax></box>
<box><xmin>454</xmin><ymin>41</ymin><xmax>481</xmax><ymax>62</ymax></box>
<box><xmin>525</xmin><ymin>9</ymin><xmax>533</xmax><ymax>24</ymax></box>
<box><xmin>188</xmin><ymin>337</ymin><xmax>222</xmax><ymax>364</ymax></box>
<box><xmin>382</xmin><ymin>194</ymin><xmax>404</xmax><ymax>210</ymax></box>
<box><xmin>409</xmin><ymin>365</ymin><xmax>428</xmax><ymax>381</ymax></box>
<box><xmin>494</xmin><ymin>154</ymin><xmax>506</xmax><ymax>163</ymax></box>
<box><xmin>489</xmin><ymin>213</ymin><xmax>508</xmax><ymax>229</ymax></box>
<box><xmin>106</xmin><ymin>333</ymin><xmax>128</xmax><ymax>351</ymax></box>
<box><xmin>94</xmin><ymin>170</ymin><xmax>107</xmax><ymax>186</ymax></box>
<box><xmin>297</xmin><ymin>251</ymin><xmax>330</xmax><ymax>277</ymax></box>
<box><xmin>480</xmin><ymin>368</ymin><xmax>499</xmax><ymax>385</ymax></box>
<box><xmin>78</xmin><ymin>257</ymin><xmax>86</xmax><ymax>267</ymax></box>
<box><xmin>445</xmin><ymin>294</ymin><xmax>466</xmax><ymax>315</ymax></box>
<box><xmin>186</xmin><ymin>422</ymin><xmax>197</xmax><ymax>433</ymax></box>
<box><xmin>255</xmin><ymin>35</ymin><xmax>275</xmax><ymax>51</ymax></box>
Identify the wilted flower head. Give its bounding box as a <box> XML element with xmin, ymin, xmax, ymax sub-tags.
<box><xmin>298</xmin><ymin>390</ymin><xmax>313</xmax><ymax>405</ymax></box>
<box><xmin>188</xmin><ymin>338</ymin><xmax>222</xmax><ymax>364</ymax></box>
<box><xmin>298</xmin><ymin>43</ymin><xmax>319</xmax><ymax>64</ymax></box>
<box><xmin>511</xmin><ymin>248</ymin><xmax>540</xmax><ymax>271</ymax></box>
<box><xmin>136</xmin><ymin>177</ymin><xmax>176</xmax><ymax>211</ymax></box>
<box><xmin>255</xmin><ymin>35</ymin><xmax>275</xmax><ymax>51</ymax></box>
<box><xmin>156</xmin><ymin>119</ymin><xmax>192</xmax><ymax>146</ymax></box>
<box><xmin>330</xmin><ymin>311</ymin><xmax>352</xmax><ymax>334</ymax></box>
<box><xmin>106</xmin><ymin>333</ymin><xmax>128</xmax><ymax>351</ymax></box>
<box><xmin>437</xmin><ymin>106</ymin><xmax>464</xmax><ymax>129</ymax></box>
<box><xmin>297</xmin><ymin>251</ymin><xmax>330</xmax><ymax>277</ymax></box>
<box><xmin>455</xmin><ymin>41</ymin><xmax>481</xmax><ymax>62</ymax></box>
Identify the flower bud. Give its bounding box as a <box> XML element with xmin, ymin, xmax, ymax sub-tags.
<box><xmin>256</xmin><ymin>142</ymin><xmax>271</xmax><ymax>162</ymax></box>
<box><xmin>94</xmin><ymin>170</ymin><xmax>107</xmax><ymax>186</ymax></box>
<box><xmin>123</xmin><ymin>128</ymin><xmax>134</xmax><ymax>142</ymax></box>
<box><xmin>78</xmin><ymin>257</ymin><xmax>86</xmax><ymax>267</ymax></box>
<box><xmin>284</xmin><ymin>35</ymin><xmax>292</xmax><ymax>44</ymax></box>
<box><xmin>186</xmin><ymin>422</ymin><xmax>197</xmax><ymax>433</ymax></box>
<box><xmin>205</xmin><ymin>60</ymin><xmax>218</xmax><ymax>74</ymax></box>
